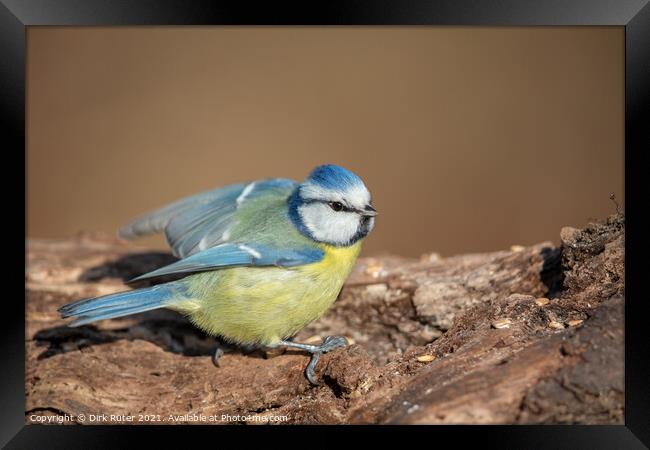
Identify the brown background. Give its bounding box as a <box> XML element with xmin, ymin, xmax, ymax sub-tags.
<box><xmin>27</xmin><ymin>27</ymin><xmax>624</xmax><ymax>257</ymax></box>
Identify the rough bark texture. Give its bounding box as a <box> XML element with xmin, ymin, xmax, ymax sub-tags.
<box><xmin>25</xmin><ymin>214</ymin><xmax>624</xmax><ymax>425</ymax></box>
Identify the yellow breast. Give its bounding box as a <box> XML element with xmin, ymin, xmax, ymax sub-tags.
<box><xmin>177</xmin><ymin>241</ymin><xmax>363</xmax><ymax>346</ymax></box>
<box><xmin>301</xmin><ymin>241</ymin><xmax>363</xmax><ymax>282</ymax></box>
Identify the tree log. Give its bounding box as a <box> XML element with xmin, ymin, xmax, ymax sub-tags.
<box><xmin>25</xmin><ymin>214</ymin><xmax>624</xmax><ymax>424</ymax></box>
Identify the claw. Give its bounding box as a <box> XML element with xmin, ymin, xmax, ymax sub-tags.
<box><xmin>211</xmin><ymin>347</ymin><xmax>225</xmax><ymax>367</ymax></box>
<box><xmin>277</xmin><ymin>335</ymin><xmax>349</xmax><ymax>386</ymax></box>
<box><xmin>305</xmin><ymin>353</ymin><xmax>322</xmax><ymax>386</ymax></box>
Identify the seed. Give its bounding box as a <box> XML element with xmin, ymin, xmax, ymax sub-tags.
<box><xmin>304</xmin><ymin>335</ymin><xmax>322</xmax><ymax>344</ymax></box>
<box><xmin>365</xmin><ymin>264</ymin><xmax>385</xmax><ymax>278</ymax></box>
<box><xmin>549</xmin><ymin>321</ymin><xmax>565</xmax><ymax>329</ymax></box>
<box><xmin>567</xmin><ymin>319</ymin><xmax>584</xmax><ymax>327</ymax></box>
<box><xmin>536</xmin><ymin>298</ymin><xmax>550</xmax><ymax>306</ymax></box>
<box><xmin>264</xmin><ymin>347</ymin><xmax>286</xmax><ymax>358</ymax></box>
<box><xmin>491</xmin><ymin>318</ymin><xmax>512</xmax><ymax>329</ymax></box>
<box><xmin>510</xmin><ymin>245</ymin><xmax>525</xmax><ymax>252</ymax></box>
<box><xmin>416</xmin><ymin>354</ymin><xmax>436</xmax><ymax>362</ymax></box>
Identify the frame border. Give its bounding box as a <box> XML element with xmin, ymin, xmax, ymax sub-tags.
<box><xmin>5</xmin><ymin>0</ymin><xmax>649</xmax><ymax>447</ymax></box>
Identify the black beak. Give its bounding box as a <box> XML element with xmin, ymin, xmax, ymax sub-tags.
<box><xmin>362</xmin><ymin>204</ymin><xmax>377</xmax><ymax>217</ymax></box>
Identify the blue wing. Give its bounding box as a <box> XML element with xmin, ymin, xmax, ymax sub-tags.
<box><xmin>118</xmin><ymin>178</ymin><xmax>298</xmax><ymax>258</ymax></box>
<box><xmin>129</xmin><ymin>243</ymin><xmax>324</xmax><ymax>282</ymax></box>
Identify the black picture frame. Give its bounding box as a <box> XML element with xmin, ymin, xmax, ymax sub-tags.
<box><xmin>5</xmin><ymin>0</ymin><xmax>649</xmax><ymax>447</ymax></box>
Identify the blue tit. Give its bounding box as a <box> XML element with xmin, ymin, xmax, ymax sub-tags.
<box><xmin>59</xmin><ymin>164</ymin><xmax>377</xmax><ymax>385</ymax></box>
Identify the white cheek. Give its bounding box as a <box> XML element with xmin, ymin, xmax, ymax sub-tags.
<box><xmin>299</xmin><ymin>204</ymin><xmax>360</xmax><ymax>245</ymax></box>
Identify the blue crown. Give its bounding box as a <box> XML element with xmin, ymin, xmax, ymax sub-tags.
<box><xmin>306</xmin><ymin>164</ymin><xmax>364</xmax><ymax>190</ymax></box>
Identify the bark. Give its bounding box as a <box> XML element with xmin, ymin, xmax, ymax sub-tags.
<box><xmin>25</xmin><ymin>214</ymin><xmax>624</xmax><ymax>424</ymax></box>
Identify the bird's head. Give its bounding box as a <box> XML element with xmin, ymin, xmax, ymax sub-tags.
<box><xmin>289</xmin><ymin>164</ymin><xmax>376</xmax><ymax>246</ymax></box>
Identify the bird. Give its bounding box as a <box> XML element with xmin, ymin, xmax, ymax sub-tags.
<box><xmin>58</xmin><ymin>164</ymin><xmax>377</xmax><ymax>385</ymax></box>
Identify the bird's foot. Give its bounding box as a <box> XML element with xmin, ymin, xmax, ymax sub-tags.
<box><xmin>278</xmin><ymin>335</ymin><xmax>349</xmax><ymax>386</ymax></box>
<box><xmin>318</xmin><ymin>335</ymin><xmax>349</xmax><ymax>353</ymax></box>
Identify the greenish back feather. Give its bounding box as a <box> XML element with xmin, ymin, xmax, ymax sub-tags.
<box><xmin>228</xmin><ymin>191</ymin><xmax>318</xmax><ymax>249</ymax></box>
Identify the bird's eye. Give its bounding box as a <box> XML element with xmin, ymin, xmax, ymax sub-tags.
<box><xmin>329</xmin><ymin>201</ymin><xmax>344</xmax><ymax>212</ymax></box>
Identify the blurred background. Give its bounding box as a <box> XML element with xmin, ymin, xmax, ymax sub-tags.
<box><xmin>27</xmin><ymin>27</ymin><xmax>624</xmax><ymax>258</ymax></box>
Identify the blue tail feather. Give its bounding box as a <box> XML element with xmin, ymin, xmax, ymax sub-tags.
<box><xmin>58</xmin><ymin>283</ymin><xmax>186</xmax><ymax>327</ymax></box>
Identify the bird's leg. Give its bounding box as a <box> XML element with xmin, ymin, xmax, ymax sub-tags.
<box><xmin>276</xmin><ymin>336</ymin><xmax>349</xmax><ymax>386</ymax></box>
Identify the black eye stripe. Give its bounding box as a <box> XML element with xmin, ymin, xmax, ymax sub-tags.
<box><xmin>302</xmin><ymin>198</ymin><xmax>356</xmax><ymax>212</ymax></box>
